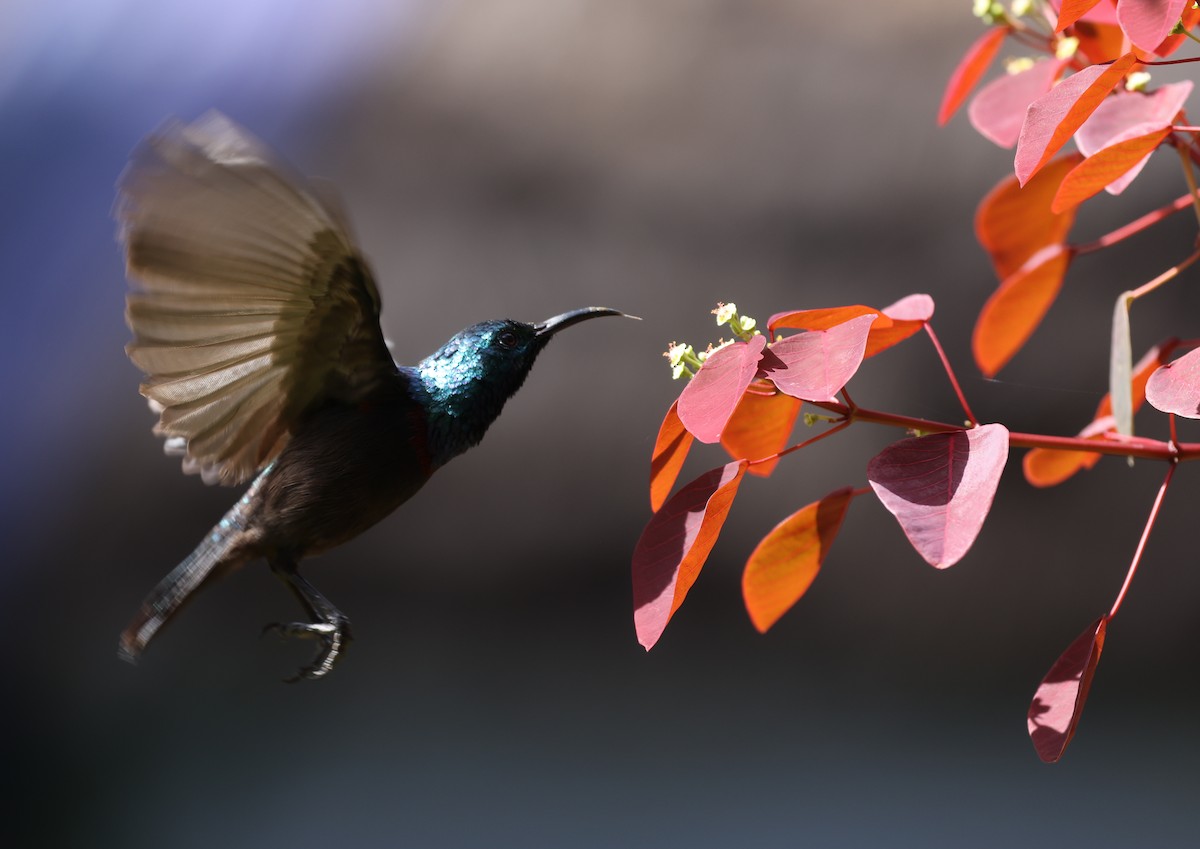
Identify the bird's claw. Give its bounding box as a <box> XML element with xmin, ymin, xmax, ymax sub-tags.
<box><xmin>261</xmin><ymin>618</ymin><xmax>354</xmax><ymax>682</ymax></box>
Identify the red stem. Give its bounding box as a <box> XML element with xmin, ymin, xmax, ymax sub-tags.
<box><xmin>1108</xmin><ymin>461</ymin><xmax>1176</xmax><ymax>619</ymax></box>
<box><xmin>924</xmin><ymin>323</ymin><xmax>977</xmax><ymax>425</ymax></box>
<box><xmin>803</xmin><ymin>400</ymin><xmax>1200</xmax><ymax>462</ymax></box>
<box><xmin>749</xmin><ymin>419</ymin><xmax>852</xmax><ymax>468</ymax></box>
<box><xmin>1073</xmin><ymin>193</ymin><xmax>1194</xmax><ymax>255</ymax></box>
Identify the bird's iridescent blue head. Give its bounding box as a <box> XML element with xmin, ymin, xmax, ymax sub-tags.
<box><xmin>416</xmin><ymin>307</ymin><xmax>632</xmax><ymax>467</ymax></box>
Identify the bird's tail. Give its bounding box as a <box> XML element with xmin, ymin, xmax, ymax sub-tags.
<box><xmin>119</xmin><ymin>488</ymin><xmax>261</xmax><ymax>663</ymax></box>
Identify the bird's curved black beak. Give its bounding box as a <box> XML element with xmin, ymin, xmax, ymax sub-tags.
<box><xmin>534</xmin><ymin>307</ymin><xmax>638</xmax><ymax>338</ymax></box>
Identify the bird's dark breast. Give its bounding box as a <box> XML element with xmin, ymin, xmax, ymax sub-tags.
<box><xmin>251</xmin><ymin>389</ymin><xmax>431</xmax><ymax>557</ymax></box>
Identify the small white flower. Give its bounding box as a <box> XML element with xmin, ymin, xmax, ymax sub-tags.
<box><xmin>1005</xmin><ymin>57</ymin><xmax>1035</xmax><ymax>75</ymax></box>
<box><xmin>1125</xmin><ymin>71</ymin><xmax>1152</xmax><ymax>92</ymax></box>
<box><xmin>713</xmin><ymin>302</ymin><xmax>738</xmax><ymax>326</ymax></box>
<box><xmin>1055</xmin><ymin>36</ymin><xmax>1079</xmax><ymax>60</ymax></box>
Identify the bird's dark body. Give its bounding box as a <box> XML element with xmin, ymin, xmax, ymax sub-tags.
<box><xmin>251</xmin><ymin>384</ymin><xmax>431</xmax><ymax>558</ymax></box>
<box><xmin>115</xmin><ymin>112</ymin><xmax>631</xmax><ymax>679</ymax></box>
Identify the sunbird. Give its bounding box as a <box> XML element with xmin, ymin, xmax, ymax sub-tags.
<box><xmin>116</xmin><ymin>112</ymin><xmax>632</xmax><ymax>679</ymax></box>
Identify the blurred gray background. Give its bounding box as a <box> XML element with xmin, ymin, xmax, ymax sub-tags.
<box><xmin>4</xmin><ymin>1</ymin><xmax>1199</xmax><ymax>846</ymax></box>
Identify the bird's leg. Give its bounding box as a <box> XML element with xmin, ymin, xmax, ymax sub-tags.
<box><xmin>263</xmin><ymin>554</ymin><xmax>354</xmax><ymax>682</ymax></box>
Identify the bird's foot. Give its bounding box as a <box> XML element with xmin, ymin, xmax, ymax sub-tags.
<box><xmin>261</xmin><ymin>617</ymin><xmax>354</xmax><ymax>682</ymax></box>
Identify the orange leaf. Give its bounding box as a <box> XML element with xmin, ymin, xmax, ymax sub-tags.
<box><xmin>864</xmin><ymin>318</ymin><xmax>923</xmax><ymax>357</ymax></box>
<box><xmin>938</xmin><ymin>26</ymin><xmax>1009</xmax><ymax>126</ymax></box>
<box><xmin>973</xmin><ymin>245</ymin><xmax>1072</xmax><ymax>377</ymax></box>
<box><xmin>768</xmin><ymin>304</ymin><xmax>924</xmax><ymax>359</ymax></box>
<box><xmin>1023</xmin><ymin>417</ymin><xmax>1109</xmax><ymax>488</ymax></box>
<box><xmin>769</xmin><ymin>305</ymin><xmax>882</xmax><ymax>333</ymax></box>
<box><xmin>650</xmin><ymin>400</ymin><xmax>694</xmax><ymax>512</ymax></box>
<box><xmin>1056</xmin><ymin>0</ymin><xmax>1105</xmax><ymax>32</ymax></box>
<box><xmin>1015</xmin><ymin>53</ymin><xmax>1138</xmax><ymax>186</ymax></box>
<box><xmin>742</xmin><ymin>487</ymin><xmax>853</xmax><ymax>633</ymax></box>
<box><xmin>720</xmin><ymin>389</ymin><xmax>802</xmax><ymax>477</ymax></box>
<box><xmin>1052</xmin><ymin>127</ymin><xmax>1172</xmax><ymax>212</ymax></box>
<box><xmin>976</xmin><ymin>152</ymin><xmax>1082</xmax><ymax>280</ymax></box>
<box><xmin>632</xmin><ymin>461</ymin><xmax>748</xmax><ymax>650</ymax></box>
<box><xmin>1072</xmin><ymin>20</ymin><xmax>1128</xmax><ymax>64</ymax></box>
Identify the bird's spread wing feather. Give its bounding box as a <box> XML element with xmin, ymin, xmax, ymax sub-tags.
<box><xmin>117</xmin><ymin>112</ymin><xmax>396</xmax><ymax>485</ymax></box>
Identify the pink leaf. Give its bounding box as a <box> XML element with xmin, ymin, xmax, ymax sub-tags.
<box><xmin>1015</xmin><ymin>53</ymin><xmax>1138</xmax><ymax>186</ymax></box>
<box><xmin>632</xmin><ymin>461</ymin><xmax>748</xmax><ymax>650</ymax></box>
<box><xmin>759</xmin><ymin>314</ymin><xmax>875</xmax><ymax>402</ymax></box>
<box><xmin>867</xmin><ymin>424</ymin><xmax>1010</xmax><ymax>569</ymax></box>
<box><xmin>938</xmin><ymin>26</ymin><xmax>1009</xmax><ymax>126</ymax></box>
<box><xmin>1146</xmin><ymin>346</ymin><xmax>1200</xmax><ymax>417</ymax></box>
<box><xmin>676</xmin><ymin>335</ymin><xmax>767</xmax><ymax>443</ymax></box>
<box><xmin>1027</xmin><ymin>616</ymin><xmax>1108</xmax><ymax>763</ymax></box>
<box><xmin>969</xmin><ymin>58</ymin><xmax>1068</xmax><ymax>148</ymax></box>
<box><xmin>1116</xmin><ymin>0</ymin><xmax>1190</xmax><ymax>53</ymax></box>
<box><xmin>1077</xmin><ymin>82</ymin><xmax>1192</xmax><ymax>153</ymax></box>
<box><xmin>882</xmin><ymin>293</ymin><xmax>935</xmax><ymax>322</ymax></box>
<box><xmin>1075</xmin><ymin>82</ymin><xmax>1192</xmax><ymax>194</ymax></box>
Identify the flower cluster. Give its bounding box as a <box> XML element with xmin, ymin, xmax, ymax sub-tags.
<box><xmin>663</xmin><ymin>303</ymin><xmax>761</xmax><ymax>380</ymax></box>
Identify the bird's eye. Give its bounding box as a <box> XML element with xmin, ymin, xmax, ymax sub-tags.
<box><xmin>495</xmin><ymin>330</ymin><xmax>518</xmax><ymax>349</ymax></box>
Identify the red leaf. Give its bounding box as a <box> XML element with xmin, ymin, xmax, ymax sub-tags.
<box><xmin>973</xmin><ymin>245</ymin><xmax>1072</xmax><ymax>377</ymax></box>
<box><xmin>1027</xmin><ymin>616</ymin><xmax>1108</xmax><ymax>763</ymax></box>
<box><xmin>1146</xmin><ymin>346</ymin><xmax>1200</xmax><ymax>417</ymax></box>
<box><xmin>742</xmin><ymin>487</ymin><xmax>854</xmax><ymax>633</ymax></box>
<box><xmin>939</xmin><ymin>26</ymin><xmax>1009</xmax><ymax>126</ymax></box>
<box><xmin>969</xmin><ymin>58</ymin><xmax>1068</xmax><ymax>148</ymax></box>
<box><xmin>760</xmin><ymin>314</ymin><xmax>876</xmax><ymax>402</ymax></box>
<box><xmin>867</xmin><ymin>424</ymin><xmax>1009</xmax><ymax>569</ymax></box>
<box><xmin>1015</xmin><ymin>53</ymin><xmax>1138</xmax><ymax>186</ymax></box>
<box><xmin>1056</xmin><ymin>0</ymin><xmax>1106</xmax><ymax>31</ymax></box>
<box><xmin>650</xmin><ymin>400</ymin><xmax>694</xmax><ymax>512</ymax></box>
<box><xmin>1116</xmin><ymin>0</ymin><xmax>1190</xmax><ymax>53</ymax></box>
<box><xmin>1075</xmin><ymin>82</ymin><xmax>1192</xmax><ymax>194</ymax></box>
<box><xmin>976</xmin><ymin>152</ymin><xmax>1082</xmax><ymax>280</ymax></box>
<box><xmin>677</xmin><ymin>335</ymin><xmax>767</xmax><ymax>443</ymax></box>
<box><xmin>1052</xmin><ymin>126</ymin><xmax>1172</xmax><ymax>211</ymax></box>
<box><xmin>632</xmin><ymin>461</ymin><xmax>748</xmax><ymax>650</ymax></box>
<box><xmin>1024</xmin><ymin>340</ymin><xmax>1170</xmax><ymax>487</ymax></box>
<box><xmin>720</xmin><ymin>389</ymin><xmax>802</xmax><ymax>477</ymax></box>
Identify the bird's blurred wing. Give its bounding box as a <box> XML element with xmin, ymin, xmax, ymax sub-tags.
<box><xmin>117</xmin><ymin>112</ymin><xmax>396</xmax><ymax>486</ymax></box>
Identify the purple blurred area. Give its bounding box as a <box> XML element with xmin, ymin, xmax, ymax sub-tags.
<box><xmin>4</xmin><ymin>2</ymin><xmax>1200</xmax><ymax>846</ymax></box>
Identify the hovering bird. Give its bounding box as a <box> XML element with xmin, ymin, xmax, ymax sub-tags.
<box><xmin>116</xmin><ymin>112</ymin><xmax>632</xmax><ymax>680</ymax></box>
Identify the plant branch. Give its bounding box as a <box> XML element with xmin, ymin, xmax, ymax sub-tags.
<box><xmin>1108</xmin><ymin>460</ymin><xmax>1176</xmax><ymax>619</ymax></box>
<box><xmin>1128</xmin><ymin>246</ymin><xmax>1200</xmax><ymax>301</ymax></box>
<box><xmin>803</xmin><ymin>400</ymin><xmax>1200</xmax><ymax>462</ymax></box>
<box><xmin>924</xmin><ymin>323</ymin><xmax>978</xmax><ymax>425</ymax></box>
<box><xmin>753</xmin><ymin>419</ymin><xmax>852</xmax><ymax>467</ymax></box>
<box><xmin>1073</xmin><ymin>193</ymin><xmax>1194</xmax><ymax>255</ymax></box>
<box><xmin>1175</xmin><ymin>141</ymin><xmax>1200</xmax><ymax>229</ymax></box>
